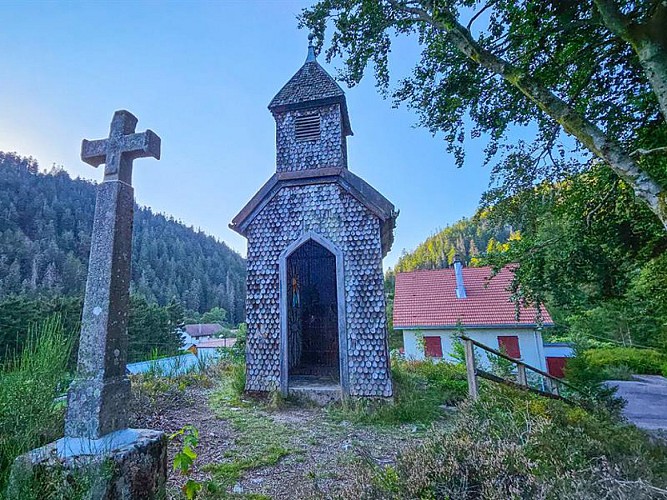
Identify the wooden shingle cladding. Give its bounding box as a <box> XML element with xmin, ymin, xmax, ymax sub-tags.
<box><xmin>230</xmin><ymin>167</ymin><xmax>398</xmax><ymax>257</ymax></box>
<box><xmin>233</xmin><ymin>44</ymin><xmax>396</xmax><ymax>399</ymax></box>
<box><xmin>243</xmin><ymin>183</ymin><xmax>392</xmax><ymax>397</ymax></box>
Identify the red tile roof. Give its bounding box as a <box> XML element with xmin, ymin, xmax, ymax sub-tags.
<box><xmin>393</xmin><ymin>266</ymin><xmax>553</xmax><ymax>329</ymax></box>
<box><xmin>184</xmin><ymin>323</ymin><xmax>223</xmax><ymax>337</ymax></box>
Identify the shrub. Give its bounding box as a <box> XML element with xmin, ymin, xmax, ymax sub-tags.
<box><xmin>0</xmin><ymin>316</ymin><xmax>72</xmax><ymax>494</ymax></box>
<box><xmin>341</xmin><ymin>386</ymin><xmax>667</xmax><ymax>499</ymax></box>
<box><xmin>566</xmin><ymin>347</ymin><xmax>665</xmax><ymax>386</ymax></box>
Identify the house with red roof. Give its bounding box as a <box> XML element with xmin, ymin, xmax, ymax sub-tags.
<box><xmin>393</xmin><ymin>258</ymin><xmax>571</xmax><ymax>377</ymax></box>
<box><xmin>181</xmin><ymin>323</ymin><xmax>225</xmax><ymax>348</ymax></box>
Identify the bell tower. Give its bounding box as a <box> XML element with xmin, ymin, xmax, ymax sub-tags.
<box><xmin>268</xmin><ymin>37</ymin><xmax>352</xmax><ymax>173</ymax></box>
<box><xmin>231</xmin><ymin>38</ymin><xmax>398</xmax><ymax>400</ymax></box>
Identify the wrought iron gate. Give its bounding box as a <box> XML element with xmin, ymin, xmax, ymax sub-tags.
<box><xmin>287</xmin><ymin>239</ymin><xmax>339</xmax><ymax>380</ymax></box>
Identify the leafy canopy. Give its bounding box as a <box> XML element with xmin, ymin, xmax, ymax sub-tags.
<box><xmin>301</xmin><ymin>0</ymin><xmax>667</xmax><ymax>227</ymax></box>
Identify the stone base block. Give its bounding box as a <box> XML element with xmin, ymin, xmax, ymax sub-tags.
<box><xmin>8</xmin><ymin>429</ymin><xmax>167</xmax><ymax>500</ymax></box>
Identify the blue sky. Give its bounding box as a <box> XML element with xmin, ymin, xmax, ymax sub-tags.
<box><xmin>0</xmin><ymin>0</ymin><xmax>493</xmax><ymax>269</ymax></box>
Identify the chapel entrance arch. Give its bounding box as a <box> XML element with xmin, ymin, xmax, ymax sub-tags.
<box><xmin>286</xmin><ymin>238</ymin><xmax>340</xmax><ymax>382</ymax></box>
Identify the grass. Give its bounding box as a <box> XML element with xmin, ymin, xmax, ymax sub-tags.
<box><xmin>0</xmin><ymin>315</ymin><xmax>72</xmax><ymax>497</ymax></box>
<box><xmin>328</xmin><ymin>359</ymin><xmax>468</xmax><ymax>426</ymax></box>
<box><xmin>205</xmin><ymin>364</ymin><xmax>294</xmax><ymax>490</ymax></box>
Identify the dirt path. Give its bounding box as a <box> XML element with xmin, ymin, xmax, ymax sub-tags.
<box><xmin>129</xmin><ymin>380</ymin><xmax>433</xmax><ymax>499</ymax></box>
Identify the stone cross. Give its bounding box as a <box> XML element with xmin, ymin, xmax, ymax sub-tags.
<box><xmin>66</xmin><ymin>110</ymin><xmax>161</xmax><ymax>439</ymax></box>
<box><xmin>81</xmin><ymin>110</ymin><xmax>161</xmax><ymax>184</ymax></box>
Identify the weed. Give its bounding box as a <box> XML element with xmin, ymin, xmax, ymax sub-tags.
<box><xmin>0</xmin><ymin>315</ymin><xmax>72</xmax><ymax>495</ymax></box>
<box><xmin>170</xmin><ymin>425</ymin><xmax>202</xmax><ymax>499</ymax></box>
<box><xmin>340</xmin><ymin>385</ymin><xmax>667</xmax><ymax>499</ymax></box>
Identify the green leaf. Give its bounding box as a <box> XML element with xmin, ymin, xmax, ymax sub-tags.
<box><xmin>183</xmin><ymin>479</ymin><xmax>202</xmax><ymax>500</ymax></box>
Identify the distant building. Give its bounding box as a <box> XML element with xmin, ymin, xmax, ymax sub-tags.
<box><xmin>393</xmin><ymin>259</ymin><xmax>572</xmax><ymax>378</ymax></box>
<box><xmin>195</xmin><ymin>338</ymin><xmax>237</xmax><ymax>359</ymax></box>
<box><xmin>182</xmin><ymin>323</ymin><xmax>224</xmax><ymax>346</ymax></box>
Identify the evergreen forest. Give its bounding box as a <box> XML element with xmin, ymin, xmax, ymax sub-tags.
<box><xmin>0</xmin><ymin>152</ymin><xmax>246</xmax><ymax>362</ymax></box>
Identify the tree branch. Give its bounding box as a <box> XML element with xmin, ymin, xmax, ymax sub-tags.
<box><xmin>466</xmin><ymin>1</ymin><xmax>494</xmax><ymax>31</ymax></box>
<box><xmin>586</xmin><ymin>178</ymin><xmax>619</xmax><ymax>227</ymax></box>
<box><xmin>386</xmin><ymin>0</ymin><xmax>667</xmax><ymax>229</ymax></box>
<box><xmin>630</xmin><ymin>145</ymin><xmax>667</xmax><ymax>157</ymax></box>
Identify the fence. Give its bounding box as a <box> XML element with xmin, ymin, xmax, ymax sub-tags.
<box><xmin>460</xmin><ymin>335</ymin><xmax>582</xmax><ymax>403</ymax></box>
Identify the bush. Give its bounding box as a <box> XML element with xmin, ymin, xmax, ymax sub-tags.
<box><xmin>0</xmin><ymin>316</ymin><xmax>72</xmax><ymax>494</ymax></box>
<box><xmin>578</xmin><ymin>347</ymin><xmax>665</xmax><ymax>379</ymax></box>
<box><xmin>330</xmin><ymin>359</ymin><xmax>468</xmax><ymax>425</ymax></box>
<box><xmin>341</xmin><ymin>386</ymin><xmax>667</xmax><ymax>499</ymax></box>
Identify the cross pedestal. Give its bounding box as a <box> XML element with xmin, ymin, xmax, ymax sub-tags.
<box><xmin>9</xmin><ymin>111</ymin><xmax>168</xmax><ymax>499</ymax></box>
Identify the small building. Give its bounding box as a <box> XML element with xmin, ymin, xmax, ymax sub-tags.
<box><xmin>182</xmin><ymin>323</ymin><xmax>224</xmax><ymax>345</ymax></box>
<box><xmin>394</xmin><ymin>260</ymin><xmax>570</xmax><ymax>377</ymax></box>
<box><xmin>196</xmin><ymin>338</ymin><xmax>237</xmax><ymax>360</ymax></box>
<box><xmin>230</xmin><ymin>40</ymin><xmax>398</xmax><ymax>398</ymax></box>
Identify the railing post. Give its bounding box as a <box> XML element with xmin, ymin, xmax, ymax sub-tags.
<box><xmin>463</xmin><ymin>339</ymin><xmax>479</xmax><ymax>400</ymax></box>
<box><xmin>517</xmin><ymin>364</ymin><xmax>527</xmax><ymax>387</ymax></box>
<box><xmin>544</xmin><ymin>376</ymin><xmax>553</xmax><ymax>394</ymax></box>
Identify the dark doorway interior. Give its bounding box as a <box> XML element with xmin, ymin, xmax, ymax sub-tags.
<box><xmin>287</xmin><ymin>239</ymin><xmax>339</xmax><ymax>381</ymax></box>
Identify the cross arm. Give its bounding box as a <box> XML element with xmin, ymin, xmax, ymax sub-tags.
<box><xmin>122</xmin><ymin>130</ymin><xmax>161</xmax><ymax>161</ymax></box>
<box><xmin>81</xmin><ymin>139</ymin><xmax>108</xmax><ymax>167</ymax></box>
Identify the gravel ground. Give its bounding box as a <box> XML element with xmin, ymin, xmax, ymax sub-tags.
<box><xmin>129</xmin><ymin>378</ymin><xmax>433</xmax><ymax>499</ymax></box>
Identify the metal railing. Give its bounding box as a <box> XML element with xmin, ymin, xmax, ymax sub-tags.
<box><xmin>460</xmin><ymin>335</ymin><xmax>582</xmax><ymax>403</ymax></box>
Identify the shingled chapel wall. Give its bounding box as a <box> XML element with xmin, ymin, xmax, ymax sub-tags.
<box><xmin>244</xmin><ymin>183</ymin><xmax>392</xmax><ymax>397</ymax></box>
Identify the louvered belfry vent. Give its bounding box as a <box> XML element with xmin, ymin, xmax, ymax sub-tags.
<box><xmin>295</xmin><ymin>114</ymin><xmax>321</xmax><ymax>142</ymax></box>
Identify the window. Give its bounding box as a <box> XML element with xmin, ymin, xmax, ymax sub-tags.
<box><xmin>497</xmin><ymin>335</ymin><xmax>521</xmax><ymax>359</ymax></box>
<box><xmin>295</xmin><ymin>114</ymin><xmax>320</xmax><ymax>142</ymax></box>
<box><xmin>423</xmin><ymin>336</ymin><xmax>443</xmax><ymax>358</ymax></box>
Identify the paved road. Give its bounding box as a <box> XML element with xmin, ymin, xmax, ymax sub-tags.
<box><xmin>607</xmin><ymin>375</ymin><xmax>667</xmax><ymax>431</ymax></box>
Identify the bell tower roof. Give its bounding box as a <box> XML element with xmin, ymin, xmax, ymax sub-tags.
<box><xmin>268</xmin><ymin>38</ymin><xmax>352</xmax><ymax>136</ymax></box>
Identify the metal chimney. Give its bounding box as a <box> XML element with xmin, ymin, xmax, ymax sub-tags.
<box><xmin>453</xmin><ymin>254</ymin><xmax>467</xmax><ymax>299</ymax></box>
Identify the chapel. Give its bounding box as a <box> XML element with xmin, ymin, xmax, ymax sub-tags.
<box><xmin>230</xmin><ymin>39</ymin><xmax>398</xmax><ymax>398</ymax></box>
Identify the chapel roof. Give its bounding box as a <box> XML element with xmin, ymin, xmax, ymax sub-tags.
<box><xmin>268</xmin><ymin>41</ymin><xmax>352</xmax><ymax>136</ymax></box>
<box><xmin>393</xmin><ymin>266</ymin><xmax>553</xmax><ymax>329</ymax></box>
<box><xmin>229</xmin><ymin>167</ymin><xmax>398</xmax><ymax>257</ymax></box>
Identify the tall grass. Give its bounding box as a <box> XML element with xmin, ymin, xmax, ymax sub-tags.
<box><xmin>329</xmin><ymin>359</ymin><xmax>468</xmax><ymax>425</ymax></box>
<box><xmin>0</xmin><ymin>315</ymin><xmax>72</xmax><ymax>494</ymax></box>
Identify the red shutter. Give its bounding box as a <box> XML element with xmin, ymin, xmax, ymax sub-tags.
<box><xmin>498</xmin><ymin>335</ymin><xmax>521</xmax><ymax>358</ymax></box>
<box><xmin>423</xmin><ymin>336</ymin><xmax>443</xmax><ymax>358</ymax></box>
<box><xmin>546</xmin><ymin>357</ymin><xmax>567</xmax><ymax>378</ymax></box>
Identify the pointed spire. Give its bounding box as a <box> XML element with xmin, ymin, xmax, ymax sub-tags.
<box><xmin>305</xmin><ymin>33</ymin><xmax>317</xmax><ymax>63</ymax></box>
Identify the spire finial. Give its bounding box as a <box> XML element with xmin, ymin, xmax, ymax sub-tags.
<box><xmin>306</xmin><ymin>33</ymin><xmax>317</xmax><ymax>63</ymax></box>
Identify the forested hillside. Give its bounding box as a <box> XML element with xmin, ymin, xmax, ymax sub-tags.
<box><xmin>0</xmin><ymin>152</ymin><xmax>246</xmax><ymax>323</ymax></box>
<box><xmin>393</xmin><ymin>215</ymin><xmax>512</xmax><ymax>272</ymax></box>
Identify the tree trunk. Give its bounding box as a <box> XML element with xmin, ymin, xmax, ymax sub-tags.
<box><xmin>594</xmin><ymin>0</ymin><xmax>667</xmax><ymax>123</ymax></box>
<box><xmin>634</xmin><ymin>37</ymin><xmax>667</xmax><ymax>123</ymax></box>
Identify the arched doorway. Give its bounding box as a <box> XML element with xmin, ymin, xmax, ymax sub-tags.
<box><xmin>286</xmin><ymin>239</ymin><xmax>340</xmax><ymax>383</ymax></box>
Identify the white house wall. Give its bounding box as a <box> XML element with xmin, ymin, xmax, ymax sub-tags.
<box><xmin>543</xmin><ymin>343</ymin><xmax>575</xmax><ymax>358</ymax></box>
<box><xmin>403</xmin><ymin>328</ymin><xmax>547</xmax><ymax>372</ymax></box>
